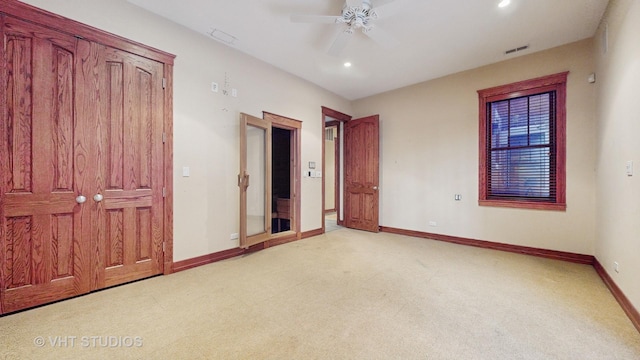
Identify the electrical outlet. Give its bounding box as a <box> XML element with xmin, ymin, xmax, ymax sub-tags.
<box><xmin>614</xmin><ymin>261</ymin><xmax>619</xmax><ymax>273</ymax></box>
<box><xmin>429</xmin><ymin>221</ymin><xmax>437</xmax><ymax>227</ymax></box>
<box><xmin>211</xmin><ymin>82</ymin><xmax>219</xmax><ymax>92</ymax></box>
<box><xmin>230</xmin><ymin>233</ymin><xmax>239</xmax><ymax>240</ymax></box>
<box><xmin>454</xmin><ymin>194</ymin><xmax>462</xmax><ymax>201</ymax></box>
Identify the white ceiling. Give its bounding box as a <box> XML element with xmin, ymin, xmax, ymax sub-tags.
<box><xmin>127</xmin><ymin>0</ymin><xmax>609</xmax><ymax>100</ymax></box>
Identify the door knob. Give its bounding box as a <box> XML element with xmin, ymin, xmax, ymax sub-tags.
<box><xmin>93</xmin><ymin>194</ymin><xmax>104</xmax><ymax>202</ymax></box>
<box><xmin>75</xmin><ymin>195</ymin><xmax>87</xmax><ymax>204</ymax></box>
<box><xmin>373</xmin><ymin>186</ymin><xmax>378</xmax><ymax>190</ymax></box>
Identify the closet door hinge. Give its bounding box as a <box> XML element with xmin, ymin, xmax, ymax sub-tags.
<box><xmin>162</xmin><ymin>132</ymin><xmax>166</xmax><ymax>144</ymax></box>
<box><xmin>162</xmin><ymin>78</ymin><xmax>166</xmax><ymax>89</ymax></box>
<box><xmin>163</xmin><ymin>242</ymin><xmax>166</xmax><ymax>252</ymax></box>
<box><xmin>162</xmin><ymin>187</ymin><xmax>166</xmax><ymax>198</ymax></box>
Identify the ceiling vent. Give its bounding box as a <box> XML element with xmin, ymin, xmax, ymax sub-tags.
<box><xmin>207</xmin><ymin>29</ymin><xmax>238</xmax><ymax>46</ymax></box>
<box><xmin>505</xmin><ymin>45</ymin><xmax>529</xmax><ymax>55</ymax></box>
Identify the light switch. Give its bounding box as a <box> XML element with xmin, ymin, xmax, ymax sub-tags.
<box><xmin>626</xmin><ymin>161</ymin><xmax>633</xmax><ymax>176</ymax></box>
<box><xmin>182</xmin><ymin>167</ymin><xmax>190</xmax><ymax>177</ymax></box>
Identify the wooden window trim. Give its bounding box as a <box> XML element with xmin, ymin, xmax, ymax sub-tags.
<box><xmin>478</xmin><ymin>72</ymin><xmax>568</xmax><ymax>211</ymax></box>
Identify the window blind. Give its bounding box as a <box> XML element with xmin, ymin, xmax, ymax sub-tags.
<box><xmin>487</xmin><ymin>91</ymin><xmax>556</xmax><ymax>201</ymax></box>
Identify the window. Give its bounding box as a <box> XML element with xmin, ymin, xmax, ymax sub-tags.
<box><xmin>478</xmin><ymin>72</ymin><xmax>567</xmax><ymax>210</ymax></box>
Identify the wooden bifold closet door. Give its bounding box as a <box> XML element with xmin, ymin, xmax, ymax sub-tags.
<box><xmin>1</xmin><ymin>11</ymin><xmax>169</xmax><ymax>314</ymax></box>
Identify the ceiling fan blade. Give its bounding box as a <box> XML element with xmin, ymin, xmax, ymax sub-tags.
<box><xmin>290</xmin><ymin>14</ymin><xmax>341</xmax><ymax>24</ymax></box>
<box><xmin>372</xmin><ymin>0</ymin><xmax>409</xmax><ymax>19</ymax></box>
<box><xmin>328</xmin><ymin>29</ymin><xmax>353</xmax><ymax>56</ymax></box>
<box><xmin>363</xmin><ymin>26</ymin><xmax>399</xmax><ymax>48</ymax></box>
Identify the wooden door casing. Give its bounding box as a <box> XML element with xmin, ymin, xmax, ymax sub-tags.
<box><xmin>0</xmin><ymin>17</ymin><xmax>92</xmax><ymax>313</ymax></box>
<box><xmin>344</xmin><ymin>115</ymin><xmax>380</xmax><ymax>232</ymax></box>
<box><xmin>91</xmin><ymin>44</ymin><xmax>165</xmax><ymax>289</ymax></box>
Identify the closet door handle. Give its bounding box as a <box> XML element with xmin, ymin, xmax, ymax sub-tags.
<box><xmin>76</xmin><ymin>195</ymin><xmax>87</xmax><ymax>204</ymax></box>
<box><xmin>93</xmin><ymin>194</ymin><xmax>104</xmax><ymax>202</ymax></box>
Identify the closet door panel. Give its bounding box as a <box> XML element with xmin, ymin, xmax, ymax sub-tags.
<box><xmin>92</xmin><ymin>45</ymin><xmax>164</xmax><ymax>289</ymax></box>
<box><xmin>1</xmin><ymin>17</ymin><xmax>91</xmax><ymax>313</ymax></box>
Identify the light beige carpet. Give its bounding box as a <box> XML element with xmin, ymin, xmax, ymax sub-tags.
<box><xmin>2</xmin><ymin>228</ymin><xmax>640</xmax><ymax>359</ymax></box>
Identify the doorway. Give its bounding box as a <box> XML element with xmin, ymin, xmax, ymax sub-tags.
<box><xmin>239</xmin><ymin>112</ymin><xmax>301</xmax><ymax>249</ymax></box>
<box><xmin>321</xmin><ymin>107</ymin><xmax>351</xmax><ymax>233</ymax></box>
<box><xmin>272</xmin><ymin>127</ymin><xmax>291</xmax><ymax>233</ymax></box>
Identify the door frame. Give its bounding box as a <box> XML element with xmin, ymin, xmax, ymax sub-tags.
<box><xmin>238</xmin><ymin>112</ymin><xmax>302</xmax><ymax>249</ymax></box>
<box><xmin>321</xmin><ymin>107</ymin><xmax>351</xmax><ymax>231</ymax></box>
<box><xmin>324</xmin><ymin>121</ymin><xmax>340</xmax><ymax>214</ymax></box>
<box><xmin>264</xmin><ymin>112</ymin><xmax>302</xmax><ymax>244</ymax></box>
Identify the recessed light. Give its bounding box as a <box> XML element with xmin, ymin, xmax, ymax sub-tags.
<box><xmin>344</xmin><ymin>62</ymin><xmax>352</xmax><ymax>68</ymax></box>
<box><xmin>498</xmin><ymin>0</ymin><xmax>511</xmax><ymax>8</ymax></box>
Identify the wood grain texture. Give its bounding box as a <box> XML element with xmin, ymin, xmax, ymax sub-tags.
<box><xmin>94</xmin><ymin>46</ymin><xmax>164</xmax><ymax>289</ymax></box>
<box><xmin>163</xmin><ymin>64</ymin><xmax>174</xmax><ymax>275</ymax></box>
<box><xmin>0</xmin><ymin>3</ymin><xmax>174</xmax><ymax>313</ymax></box>
<box><xmin>1</xmin><ymin>17</ymin><xmax>91</xmax><ymax>313</ymax></box>
<box><xmin>0</xmin><ymin>1</ymin><xmax>175</xmax><ymax>65</ymax></box>
<box><xmin>262</xmin><ymin>111</ymin><xmax>302</xmax><ymax>238</ymax></box>
<box><xmin>0</xmin><ymin>13</ymin><xmax>7</xmax><ymax>314</ymax></box>
<box><xmin>344</xmin><ymin>115</ymin><xmax>379</xmax><ymax>232</ymax></box>
<box><xmin>239</xmin><ymin>113</ymin><xmax>272</xmax><ymax>249</ymax></box>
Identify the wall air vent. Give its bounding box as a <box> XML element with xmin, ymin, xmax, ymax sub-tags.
<box><xmin>207</xmin><ymin>29</ymin><xmax>238</xmax><ymax>46</ymax></box>
<box><xmin>505</xmin><ymin>44</ymin><xmax>529</xmax><ymax>55</ymax></box>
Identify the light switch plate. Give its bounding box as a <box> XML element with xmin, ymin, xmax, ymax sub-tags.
<box><xmin>182</xmin><ymin>167</ymin><xmax>190</xmax><ymax>177</ymax></box>
<box><xmin>626</xmin><ymin>161</ymin><xmax>633</xmax><ymax>176</ymax></box>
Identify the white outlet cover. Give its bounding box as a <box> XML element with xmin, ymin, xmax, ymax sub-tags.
<box><xmin>211</xmin><ymin>82</ymin><xmax>219</xmax><ymax>92</ymax></box>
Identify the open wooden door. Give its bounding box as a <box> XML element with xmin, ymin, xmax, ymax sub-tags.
<box><xmin>239</xmin><ymin>113</ymin><xmax>272</xmax><ymax>248</ymax></box>
<box><xmin>344</xmin><ymin>115</ymin><xmax>380</xmax><ymax>232</ymax></box>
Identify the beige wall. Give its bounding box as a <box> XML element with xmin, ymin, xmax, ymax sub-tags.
<box><xmin>593</xmin><ymin>0</ymin><xmax>640</xmax><ymax>311</ymax></box>
<box><xmin>19</xmin><ymin>0</ymin><xmax>352</xmax><ymax>261</ymax></box>
<box><xmin>352</xmin><ymin>39</ymin><xmax>597</xmax><ymax>255</ymax></box>
<box><xmin>16</xmin><ymin>0</ymin><xmax>638</xmax><ymax>312</ymax></box>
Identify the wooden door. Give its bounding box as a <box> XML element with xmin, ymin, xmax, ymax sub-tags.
<box><xmin>91</xmin><ymin>45</ymin><xmax>165</xmax><ymax>289</ymax></box>
<box><xmin>239</xmin><ymin>113</ymin><xmax>272</xmax><ymax>248</ymax></box>
<box><xmin>344</xmin><ymin>115</ymin><xmax>380</xmax><ymax>232</ymax></box>
<box><xmin>0</xmin><ymin>17</ymin><xmax>92</xmax><ymax>312</ymax></box>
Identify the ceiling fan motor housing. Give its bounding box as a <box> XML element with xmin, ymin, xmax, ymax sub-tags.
<box><xmin>338</xmin><ymin>0</ymin><xmax>378</xmax><ymax>31</ymax></box>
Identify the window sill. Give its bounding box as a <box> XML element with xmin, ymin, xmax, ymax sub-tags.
<box><xmin>479</xmin><ymin>199</ymin><xmax>566</xmax><ymax>211</ymax></box>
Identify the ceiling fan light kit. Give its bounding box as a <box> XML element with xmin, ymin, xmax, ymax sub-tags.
<box><xmin>291</xmin><ymin>0</ymin><xmax>401</xmax><ymax>56</ymax></box>
<box><xmin>337</xmin><ymin>0</ymin><xmax>378</xmax><ymax>32</ymax></box>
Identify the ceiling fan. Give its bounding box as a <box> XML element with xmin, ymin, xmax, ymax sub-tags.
<box><xmin>291</xmin><ymin>0</ymin><xmax>405</xmax><ymax>56</ymax></box>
